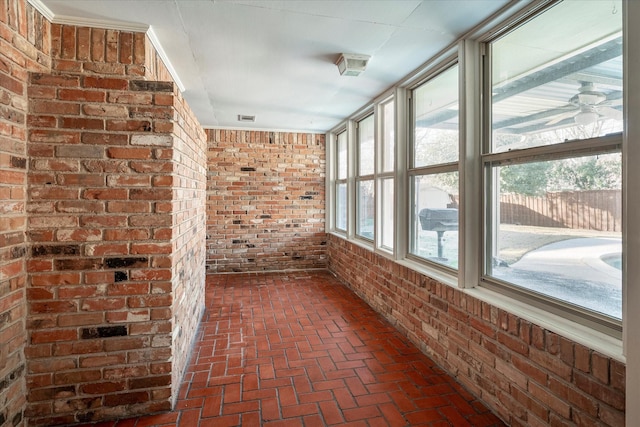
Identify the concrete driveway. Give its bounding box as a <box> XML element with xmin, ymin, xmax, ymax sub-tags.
<box><xmin>492</xmin><ymin>237</ymin><xmax>622</xmax><ymax>319</ymax></box>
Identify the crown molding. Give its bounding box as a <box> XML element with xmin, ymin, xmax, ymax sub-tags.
<box><xmin>28</xmin><ymin>0</ymin><xmax>148</xmax><ymax>32</ymax></box>
<box><xmin>146</xmin><ymin>26</ymin><xmax>185</xmax><ymax>93</ymax></box>
<box><xmin>52</xmin><ymin>14</ymin><xmax>149</xmax><ymax>33</ymax></box>
<box><xmin>27</xmin><ymin>0</ymin><xmax>54</xmax><ymax>21</ymax></box>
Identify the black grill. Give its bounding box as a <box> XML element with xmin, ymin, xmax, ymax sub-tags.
<box><xmin>418</xmin><ymin>208</ymin><xmax>458</xmax><ymax>232</ymax></box>
<box><xmin>418</xmin><ymin>208</ymin><xmax>458</xmax><ymax>259</ymax></box>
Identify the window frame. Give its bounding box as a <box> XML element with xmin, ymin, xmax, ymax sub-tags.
<box><xmin>355</xmin><ymin>112</ymin><xmax>376</xmax><ymax>242</ymax></box>
<box><xmin>333</xmin><ymin>129</ymin><xmax>348</xmax><ymax>233</ymax></box>
<box><xmin>406</xmin><ymin>61</ymin><xmax>460</xmax><ymax>273</ymax></box>
<box><xmin>376</xmin><ymin>97</ymin><xmax>396</xmax><ymax>253</ymax></box>
<box><xmin>478</xmin><ymin>1</ymin><xmax>623</xmax><ymax>336</ymax></box>
<box><xmin>480</xmin><ymin>138</ymin><xmax>622</xmax><ymax>335</ymax></box>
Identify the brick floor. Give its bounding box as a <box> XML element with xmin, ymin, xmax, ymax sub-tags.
<box><xmin>79</xmin><ymin>271</ymin><xmax>505</xmax><ymax>426</ymax></box>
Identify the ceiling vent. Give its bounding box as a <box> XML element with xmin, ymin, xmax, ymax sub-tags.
<box><xmin>335</xmin><ymin>53</ymin><xmax>370</xmax><ymax>77</ymax></box>
<box><xmin>237</xmin><ymin>114</ymin><xmax>255</xmax><ymax>122</ymax></box>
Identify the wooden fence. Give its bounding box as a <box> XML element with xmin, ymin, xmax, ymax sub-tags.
<box><xmin>500</xmin><ymin>190</ymin><xmax>621</xmax><ymax>232</ymax></box>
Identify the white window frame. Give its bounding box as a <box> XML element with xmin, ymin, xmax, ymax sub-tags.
<box><xmin>478</xmin><ymin>2</ymin><xmax>623</xmax><ymax>337</ymax></box>
<box><xmin>333</xmin><ymin>129</ymin><xmax>348</xmax><ymax>234</ymax></box>
<box><xmin>376</xmin><ymin>97</ymin><xmax>396</xmax><ymax>253</ymax></box>
<box><xmin>355</xmin><ymin>112</ymin><xmax>375</xmax><ymax>242</ymax></box>
<box><xmin>406</xmin><ymin>61</ymin><xmax>460</xmax><ymax>274</ymax></box>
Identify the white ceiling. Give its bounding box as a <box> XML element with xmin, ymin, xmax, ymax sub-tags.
<box><xmin>35</xmin><ymin>0</ymin><xmax>520</xmax><ymax>133</ymax></box>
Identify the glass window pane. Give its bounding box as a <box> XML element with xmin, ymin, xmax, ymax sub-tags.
<box><xmin>410</xmin><ymin>173</ymin><xmax>459</xmax><ymax>268</ymax></box>
<box><xmin>357</xmin><ymin>180</ymin><xmax>374</xmax><ymax>239</ymax></box>
<box><xmin>358</xmin><ymin>115</ymin><xmax>375</xmax><ymax>176</ymax></box>
<box><xmin>336</xmin><ymin>182</ymin><xmax>347</xmax><ymax>231</ymax></box>
<box><xmin>337</xmin><ymin>131</ymin><xmax>347</xmax><ymax>180</ymax></box>
<box><xmin>413</xmin><ymin>65</ymin><xmax>459</xmax><ymax>168</ymax></box>
<box><xmin>381</xmin><ymin>101</ymin><xmax>395</xmax><ymax>173</ymax></box>
<box><xmin>487</xmin><ymin>153</ymin><xmax>621</xmax><ymax>319</ymax></box>
<box><xmin>380</xmin><ymin>178</ymin><xmax>394</xmax><ymax>250</ymax></box>
<box><xmin>491</xmin><ymin>0</ymin><xmax>622</xmax><ymax>153</ymax></box>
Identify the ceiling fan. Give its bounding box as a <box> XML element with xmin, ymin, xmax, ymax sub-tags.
<box><xmin>547</xmin><ymin>81</ymin><xmax>622</xmax><ymax>126</ymax></box>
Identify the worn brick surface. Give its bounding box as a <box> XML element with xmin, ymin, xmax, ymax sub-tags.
<box><xmin>205</xmin><ymin>129</ymin><xmax>326</xmax><ymax>273</ymax></box>
<box><xmin>169</xmin><ymin>82</ymin><xmax>207</xmax><ymax>406</ymax></box>
<box><xmin>0</xmin><ymin>1</ymin><xmax>51</xmax><ymax>426</ymax></box>
<box><xmin>20</xmin><ymin>19</ymin><xmax>206</xmax><ymax>426</ymax></box>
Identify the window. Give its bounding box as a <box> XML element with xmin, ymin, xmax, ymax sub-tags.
<box><xmin>335</xmin><ymin>130</ymin><xmax>347</xmax><ymax>232</ymax></box>
<box><xmin>483</xmin><ymin>0</ymin><xmax>622</xmax><ymax>325</ymax></box>
<box><xmin>377</xmin><ymin>99</ymin><xmax>395</xmax><ymax>251</ymax></box>
<box><xmin>409</xmin><ymin>65</ymin><xmax>459</xmax><ymax>269</ymax></box>
<box><xmin>327</xmin><ymin>0</ymin><xmax>624</xmax><ymax>338</ymax></box>
<box><xmin>356</xmin><ymin>114</ymin><xmax>375</xmax><ymax>240</ymax></box>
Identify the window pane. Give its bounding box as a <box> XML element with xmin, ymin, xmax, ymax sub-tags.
<box><xmin>337</xmin><ymin>131</ymin><xmax>347</xmax><ymax>180</ymax></box>
<box><xmin>491</xmin><ymin>0</ymin><xmax>622</xmax><ymax>153</ymax></box>
<box><xmin>413</xmin><ymin>65</ymin><xmax>459</xmax><ymax>168</ymax></box>
<box><xmin>357</xmin><ymin>180</ymin><xmax>374</xmax><ymax>239</ymax></box>
<box><xmin>487</xmin><ymin>153</ymin><xmax>622</xmax><ymax>319</ymax></box>
<box><xmin>410</xmin><ymin>173</ymin><xmax>459</xmax><ymax>268</ymax></box>
<box><xmin>336</xmin><ymin>182</ymin><xmax>347</xmax><ymax>231</ymax></box>
<box><xmin>379</xmin><ymin>178</ymin><xmax>394</xmax><ymax>250</ymax></box>
<box><xmin>381</xmin><ymin>101</ymin><xmax>395</xmax><ymax>173</ymax></box>
<box><xmin>358</xmin><ymin>115</ymin><xmax>375</xmax><ymax>176</ymax></box>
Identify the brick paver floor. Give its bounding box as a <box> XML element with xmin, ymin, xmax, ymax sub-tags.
<box><xmin>79</xmin><ymin>271</ymin><xmax>505</xmax><ymax>426</ymax></box>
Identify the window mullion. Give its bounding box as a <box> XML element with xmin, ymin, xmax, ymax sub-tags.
<box><xmin>325</xmin><ymin>132</ymin><xmax>334</xmax><ymax>232</ymax></box>
<box><xmin>374</xmin><ymin>103</ymin><xmax>381</xmax><ymax>249</ymax></box>
<box><xmin>458</xmin><ymin>39</ymin><xmax>483</xmax><ymax>289</ymax></box>
<box><xmin>347</xmin><ymin>120</ymin><xmax>356</xmax><ymax>239</ymax></box>
<box><xmin>395</xmin><ymin>87</ymin><xmax>409</xmax><ymax>260</ymax></box>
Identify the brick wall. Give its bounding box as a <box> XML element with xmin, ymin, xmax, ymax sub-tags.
<box><xmin>143</xmin><ymin>35</ymin><xmax>173</xmax><ymax>84</ymax></box>
<box><xmin>0</xmin><ymin>1</ymin><xmax>51</xmax><ymax>426</ymax></box>
<box><xmin>328</xmin><ymin>234</ymin><xmax>625</xmax><ymax>426</ymax></box>
<box><xmin>206</xmin><ymin>129</ymin><xmax>326</xmax><ymax>273</ymax></box>
<box><xmin>22</xmin><ymin>23</ymin><xmax>206</xmax><ymax>425</ymax></box>
<box><xmin>49</xmin><ymin>23</ymin><xmax>146</xmax><ymax>77</ymax></box>
<box><xmin>169</xmin><ymin>88</ymin><xmax>207</xmax><ymax>403</ymax></box>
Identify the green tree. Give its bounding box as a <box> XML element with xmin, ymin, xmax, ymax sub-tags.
<box><xmin>496</xmin><ymin>124</ymin><xmax>621</xmax><ymax>195</ymax></box>
<box><xmin>500</xmin><ymin>154</ymin><xmax>621</xmax><ymax>196</ymax></box>
<box><xmin>500</xmin><ymin>162</ymin><xmax>552</xmax><ymax>196</ymax></box>
<box><xmin>550</xmin><ymin>155</ymin><xmax>621</xmax><ymax>191</ymax></box>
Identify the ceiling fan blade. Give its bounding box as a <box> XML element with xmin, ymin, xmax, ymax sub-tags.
<box><xmin>596</xmin><ymin>106</ymin><xmax>623</xmax><ymax>121</ymax></box>
<box><xmin>547</xmin><ymin>109</ymin><xmax>578</xmax><ymax>125</ymax></box>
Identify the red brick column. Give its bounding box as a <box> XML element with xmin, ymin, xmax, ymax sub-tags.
<box><xmin>25</xmin><ymin>73</ymin><xmax>179</xmax><ymax>425</ymax></box>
